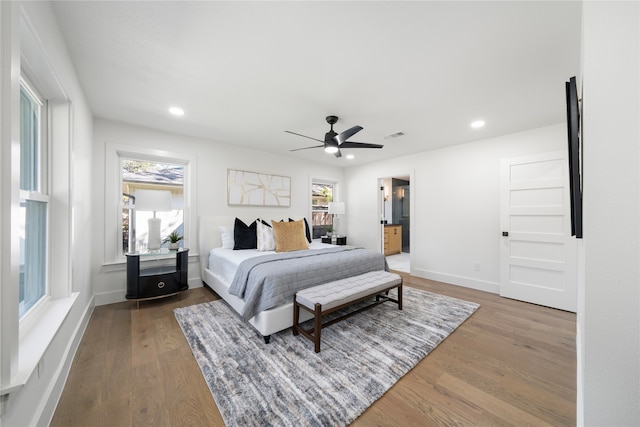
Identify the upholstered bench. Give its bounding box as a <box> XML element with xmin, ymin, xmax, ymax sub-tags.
<box><xmin>293</xmin><ymin>270</ymin><xmax>403</xmax><ymax>352</ymax></box>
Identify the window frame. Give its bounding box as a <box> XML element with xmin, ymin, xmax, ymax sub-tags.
<box><xmin>310</xmin><ymin>179</ymin><xmax>339</xmax><ymax>239</ymax></box>
<box><xmin>104</xmin><ymin>142</ymin><xmax>196</xmax><ymax>264</ymax></box>
<box><xmin>0</xmin><ymin>3</ymin><xmax>78</xmax><ymax>396</ymax></box>
<box><xmin>19</xmin><ymin>76</ymin><xmax>47</xmax><ymax>192</ymax></box>
<box><xmin>18</xmin><ymin>76</ymin><xmax>50</xmax><ymax>322</ymax></box>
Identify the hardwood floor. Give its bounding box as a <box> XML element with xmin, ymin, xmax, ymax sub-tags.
<box><xmin>51</xmin><ymin>275</ymin><xmax>576</xmax><ymax>426</ymax></box>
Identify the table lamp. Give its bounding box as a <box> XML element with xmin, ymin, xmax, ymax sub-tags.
<box><xmin>328</xmin><ymin>201</ymin><xmax>345</xmax><ymax>236</ymax></box>
<box><xmin>135</xmin><ymin>189</ymin><xmax>173</xmax><ymax>251</ymax></box>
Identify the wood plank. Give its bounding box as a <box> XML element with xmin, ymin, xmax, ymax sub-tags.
<box><xmin>131</xmin><ymin>360</ymin><xmax>170</xmax><ymax>426</ymax></box>
<box><xmin>159</xmin><ymin>347</ymin><xmax>221</xmax><ymax>426</ymax></box>
<box><xmin>104</xmin><ymin>303</ymin><xmax>132</xmax><ymax>401</ymax></box>
<box><xmin>436</xmin><ymin>371</ymin><xmax>556</xmax><ymax>426</ymax></box>
<box><xmin>100</xmin><ymin>395</ymin><xmax>132</xmax><ymax>427</ymax></box>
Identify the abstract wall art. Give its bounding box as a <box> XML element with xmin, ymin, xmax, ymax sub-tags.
<box><xmin>227</xmin><ymin>169</ymin><xmax>291</xmax><ymax>207</ymax></box>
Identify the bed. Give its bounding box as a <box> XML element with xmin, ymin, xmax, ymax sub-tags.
<box><xmin>198</xmin><ymin>216</ymin><xmax>388</xmax><ymax>342</ymax></box>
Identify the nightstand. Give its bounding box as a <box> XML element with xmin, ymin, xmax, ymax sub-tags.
<box><xmin>126</xmin><ymin>248</ymin><xmax>189</xmax><ymax>308</ymax></box>
<box><xmin>321</xmin><ymin>236</ymin><xmax>347</xmax><ymax>245</ymax></box>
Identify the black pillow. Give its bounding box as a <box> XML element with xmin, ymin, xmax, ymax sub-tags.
<box><xmin>260</xmin><ymin>218</ymin><xmax>272</xmax><ymax>228</ymax></box>
<box><xmin>233</xmin><ymin>218</ymin><xmax>257</xmax><ymax>250</ymax></box>
<box><xmin>289</xmin><ymin>217</ymin><xmax>312</xmax><ymax>243</ymax></box>
<box><xmin>303</xmin><ymin>218</ymin><xmax>312</xmax><ymax>243</ymax></box>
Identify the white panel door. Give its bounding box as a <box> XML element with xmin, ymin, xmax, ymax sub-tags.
<box><xmin>500</xmin><ymin>151</ymin><xmax>577</xmax><ymax>312</ymax></box>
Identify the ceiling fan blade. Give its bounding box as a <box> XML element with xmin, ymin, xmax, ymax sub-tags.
<box><xmin>285</xmin><ymin>130</ymin><xmax>324</xmax><ymax>143</ymax></box>
<box><xmin>290</xmin><ymin>144</ymin><xmax>325</xmax><ymax>152</ymax></box>
<box><xmin>334</xmin><ymin>125</ymin><xmax>363</xmax><ymax>145</ymax></box>
<box><xmin>339</xmin><ymin>141</ymin><xmax>384</xmax><ymax>149</ymax></box>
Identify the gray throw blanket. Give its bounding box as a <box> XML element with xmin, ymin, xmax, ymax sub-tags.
<box><xmin>229</xmin><ymin>246</ymin><xmax>387</xmax><ymax>321</ymax></box>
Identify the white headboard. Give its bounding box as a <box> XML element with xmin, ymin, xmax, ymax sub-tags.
<box><xmin>198</xmin><ymin>216</ymin><xmax>258</xmax><ymax>278</ymax></box>
<box><xmin>198</xmin><ymin>216</ymin><xmax>232</xmax><ymax>278</ymax></box>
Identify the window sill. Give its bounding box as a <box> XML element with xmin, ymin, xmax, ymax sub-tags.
<box><xmin>0</xmin><ymin>292</ymin><xmax>79</xmax><ymax>396</ymax></box>
<box><xmin>101</xmin><ymin>251</ymin><xmax>199</xmax><ymax>273</ymax></box>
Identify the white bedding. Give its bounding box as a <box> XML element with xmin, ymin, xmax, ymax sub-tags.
<box><xmin>209</xmin><ymin>241</ymin><xmax>337</xmax><ymax>285</ymax></box>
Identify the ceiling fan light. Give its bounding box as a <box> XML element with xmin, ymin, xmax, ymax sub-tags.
<box><xmin>325</xmin><ymin>146</ymin><xmax>339</xmax><ymax>154</ymax></box>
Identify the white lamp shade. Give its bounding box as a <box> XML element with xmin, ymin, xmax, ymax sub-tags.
<box><xmin>328</xmin><ymin>201</ymin><xmax>345</xmax><ymax>215</ymax></box>
<box><xmin>135</xmin><ymin>189</ymin><xmax>173</xmax><ymax>212</ymax></box>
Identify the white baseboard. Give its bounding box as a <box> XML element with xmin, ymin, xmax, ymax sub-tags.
<box><xmin>94</xmin><ymin>277</ymin><xmax>203</xmax><ymax>307</ymax></box>
<box><xmin>188</xmin><ymin>277</ymin><xmax>203</xmax><ymax>289</ymax></box>
<box><xmin>94</xmin><ymin>289</ymin><xmax>126</xmax><ymax>306</ymax></box>
<box><xmin>412</xmin><ymin>268</ymin><xmax>500</xmax><ymax>294</ymax></box>
<box><xmin>39</xmin><ymin>295</ymin><xmax>95</xmax><ymax>426</ymax></box>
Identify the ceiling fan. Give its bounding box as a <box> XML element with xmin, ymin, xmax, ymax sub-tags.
<box><xmin>286</xmin><ymin>115</ymin><xmax>383</xmax><ymax>158</ymax></box>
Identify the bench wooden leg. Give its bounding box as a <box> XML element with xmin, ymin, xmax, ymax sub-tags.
<box><xmin>314</xmin><ymin>303</ymin><xmax>322</xmax><ymax>353</ymax></box>
<box><xmin>398</xmin><ymin>281</ymin><xmax>403</xmax><ymax>310</ymax></box>
<box><xmin>293</xmin><ymin>295</ymin><xmax>300</xmax><ymax>336</ymax></box>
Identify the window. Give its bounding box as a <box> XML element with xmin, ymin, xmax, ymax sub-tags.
<box><xmin>0</xmin><ymin>12</ymin><xmax>78</xmax><ymax>397</ymax></box>
<box><xmin>121</xmin><ymin>159</ymin><xmax>184</xmax><ymax>254</ymax></box>
<box><xmin>311</xmin><ymin>181</ymin><xmax>334</xmax><ymax>239</ymax></box>
<box><xmin>104</xmin><ymin>142</ymin><xmax>195</xmax><ymax>263</ymax></box>
<box><xmin>19</xmin><ymin>79</ymin><xmax>48</xmax><ymax>318</ymax></box>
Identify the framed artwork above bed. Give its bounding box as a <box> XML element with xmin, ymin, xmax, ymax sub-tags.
<box><xmin>227</xmin><ymin>169</ymin><xmax>291</xmax><ymax>207</ymax></box>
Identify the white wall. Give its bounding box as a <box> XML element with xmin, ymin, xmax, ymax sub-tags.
<box><xmin>1</xmin><ymin>2</ymin><xmax>95</xmax><ymax>426</ymax></box>
<box><xmin>92</xmin><ymin>118</ymin><xmax>345</xmax><ymax>305</ymax></box>
<box><xmin>345</xmin><ymin>124</ymin><xmax>565</xmax><ymax>293</ymax></box>
<box><xmin>580</xmin><ymin>1</ymin><xmax>640</xmax><ymax>425</ymax></box>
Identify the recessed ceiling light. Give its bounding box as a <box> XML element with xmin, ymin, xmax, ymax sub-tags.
<box><xmin>346</xmin><ymin>154</ymin><xmax>355</xmax><ymax>160</ymax></box>
<box><xmin>169</xmin><ymin>106</ymin><xmax>184</xmax><ymax>116</ymax></box>
<box><xmin>471</xmin><ymin>120</ymin><xmax>485</xmax><ymax>128</ymax></box>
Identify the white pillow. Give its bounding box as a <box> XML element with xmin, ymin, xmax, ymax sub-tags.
<box><xmin>256</xmin><ymin>220</ymin><xmax>276</xmax><ymax>251</ymax></box>
<box><xmin>219</xmin><ymin>225</ymin><xmax>234</xmax><ymax>249</ymax></box>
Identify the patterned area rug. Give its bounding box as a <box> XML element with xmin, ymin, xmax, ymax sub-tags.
<box><xmin>174</xmin><ymin>287</ymin><xmax>479</xmax><ymax>426</ymax></box>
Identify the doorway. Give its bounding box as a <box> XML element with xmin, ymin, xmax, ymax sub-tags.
<box><xmin>379</xmin><ymin>176</ymin><xmax>410</xmax><ymax>273</ymax></box>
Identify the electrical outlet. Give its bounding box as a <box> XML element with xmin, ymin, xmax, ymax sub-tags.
<box><xmin>472</xmin><ymin>262</ymin><xmax>480</xmax><ymax>271</ymax></box>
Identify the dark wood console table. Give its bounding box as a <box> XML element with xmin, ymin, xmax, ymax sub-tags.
<box><xmin>126</xmin><ymin>248</ymin><xmax>189</xmax><ymax>308</ymax></box>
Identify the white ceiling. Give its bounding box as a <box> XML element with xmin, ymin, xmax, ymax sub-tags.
<box><xmin>50</xmin><ymin>1</ymin><xmax>582</xmax><ymax>167</ymax></box>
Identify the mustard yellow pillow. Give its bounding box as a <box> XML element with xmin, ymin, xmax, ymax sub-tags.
<box><xmin>272</xmin><ymin>219</ymin><xmax>309</xmax><ymax>252</ymax></box>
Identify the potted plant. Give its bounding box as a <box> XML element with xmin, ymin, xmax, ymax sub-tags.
<box><xmin>326</xmin><ymin>225</ymin><xmax>333</xmax><ymax>237</ymax></box>
<box><xmin>164</xmin><ymin>231</ymin><xmax>183</xmax><ymax>250</ymax></box>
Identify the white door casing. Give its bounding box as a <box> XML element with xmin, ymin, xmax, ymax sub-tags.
<box><xmin>500</xmin><ymin>151</ymin><xmax>577</xmax><ymax>312</ymax></box>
